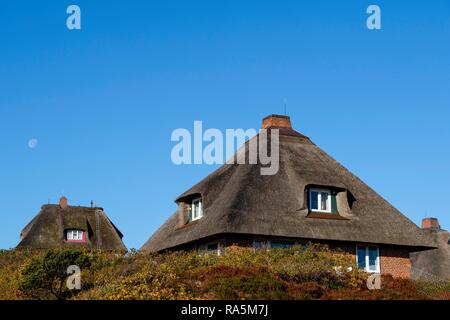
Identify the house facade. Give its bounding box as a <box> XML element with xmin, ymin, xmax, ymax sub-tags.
<box><xmin>142</xmin><ymin>115</ymin><xmax>436</xmax><ymax>278</ymax></box>
<box><xmin>17</xmin><ymin>197</ymin><xmax>127</xmax><ymax>251</ymax></box>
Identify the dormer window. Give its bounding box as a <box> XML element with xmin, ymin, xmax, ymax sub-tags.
<box><xmin>191</xmin><ymin>198</ymin><xmax>203</xmax><ymax>221</ymax></box>
<box><xmin>309</xmin><ymin>188</ymin><xmax>332</xmax><ymax>213</ymax></box>
<box><xmin>66</xmin><ymin>229</ymin><xmax>86</xmax><ymax>242</ymax></box>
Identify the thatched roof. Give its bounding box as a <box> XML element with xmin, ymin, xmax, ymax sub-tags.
<box><xmin>142</xmin><ymin>115</ymin><xmax>436</xmax><ymax>252</ymax></box>
<box><xmin>411</xmin><ymin>227</ymin><xmax>450</xmax><ymax>281</ymax></box>
<box><xmin>17</xmin><ymin>202</ymin><xmax>127</xmax><ymax>251</ymax></box>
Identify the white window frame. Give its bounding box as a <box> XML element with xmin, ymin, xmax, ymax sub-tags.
<box><xmin>191</xmin><ymin>197</ymin><xmax>203</xmax><ymax>221</ymax></box>
<box><xmin>309</xmin><ymin>188</ymin><xmax>332</xmax><ymax>213</ymax></box>
<box><xmin>356</xmin><ymin>245</ymin><xmax>380</xmax><ymax>273</ymax></box>
<box><xmin>66</xmin><ymin>229</ymin><xmax>84</xmax><ymax>241</ymax></box>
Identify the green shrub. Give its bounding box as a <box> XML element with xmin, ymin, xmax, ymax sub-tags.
<box><xmin>0</xmin><ymin>249</ymin><xmax>40</xmax><ymax>299</ymax></box>
<box><xmin>19</xmin><ymin>249</ymin><xmax>91</xmax><ymax>300</ymax></box>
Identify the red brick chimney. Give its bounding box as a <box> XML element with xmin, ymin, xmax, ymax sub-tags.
<box><xmin>262</xmin><ymin>114</ymin><xmax>291</xmax><ymax>129</ymax></box>
<box><xmin>59</xmin><ymin>196</ymin><xmax>68</xmax><ymax>209</ymax></box>
<box><xmin>421</xmin><ymin>217</ymin><xmax>440</xmax><ymax>229</ymax></box>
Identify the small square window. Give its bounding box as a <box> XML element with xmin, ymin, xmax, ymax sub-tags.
<box><xmin>309</xmin><ymin>189</ymin><xmax>331</xmax><ymax>213</ymax></box>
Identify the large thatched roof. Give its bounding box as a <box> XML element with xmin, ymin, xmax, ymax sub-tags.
<box><xmin>17</xmin><ymin>201</ymin><xmax>126</xmax><ymax>251</ymax></box>
<box><xmin>142</xmin><ymin>115</ymin><xmax>435</xmax><ymax>252</ymax></box>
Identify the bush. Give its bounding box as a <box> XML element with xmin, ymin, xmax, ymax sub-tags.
<box><xmin>0</xmin><ymin>249</ymin><xmax>40</xmax><ymax>299</ymax></box>
<box><xmin>417</xmin><ymin>280</ymin><xmax>450</xmax><ymax>299</ymax></box>
<box><xmin>19</xmin><ymin>249</ymin><xmax>91</xmax><ymax>300</ymax></box>
<box><xmin>197</xmin><ymin>265</ymin><xmax>287</xmax><ymax>300</ymax></box>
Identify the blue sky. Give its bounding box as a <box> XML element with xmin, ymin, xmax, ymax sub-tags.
<box><xmin>0</xmin><ymin>1</ymin><xmax>449</xmax><ymax>249</ymax></box>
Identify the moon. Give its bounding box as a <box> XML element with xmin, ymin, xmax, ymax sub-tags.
<box><xmin>28</xmin><ymin>138</ymin><xmax>38</xmax><ymax>149</ymax></box>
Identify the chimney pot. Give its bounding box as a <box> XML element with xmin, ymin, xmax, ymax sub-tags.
<box><xmin>59</xmin><ymin>196</ymin><xmax>68</xmax><ymax>209</ymax></box>
<box><xmin>262</xmin><ymin>114</ymin><xmax>292</xmax><ymax>129</ymax></box>
<box><xmin>422</xmin><ymin>217</ymin><xmax>440</xmax><ymax>229</ymax></box>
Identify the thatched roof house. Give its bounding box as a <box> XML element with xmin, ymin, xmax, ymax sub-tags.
<box><xmin>411</xmin><ymin>218</ymin><xmax>450</xmax><ymax>281</ymax></box>
<box><xmin>17</xmin><ymin>197</ymin><xmax>126</xmax><ymax>251</ymax></box>
<box><xmin>142</xmin><ymin>115</ymin><xmax>437</xmax><ymax>278</ymax></box>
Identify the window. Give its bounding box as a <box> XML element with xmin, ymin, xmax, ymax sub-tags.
<box><xmin>206</xmin><ymin>243</ymin><xmax>220</xmax><ymax>256</ymax></box>
<box><xmin>199</xmin><ymin>242</ymin><xmax>221</xmax><ymax>256</ymax></box>
<box><xmin>66</xmin><ymin>229</ymin><xmax>85</xmax><ymax>242</ymax></box>
<box><xmin>207</xmin><ymin>243</ymin><xmax>218</xmax><ymax>251</ymax></box>
<box><xmin>254</xmin><ymin>240</ymin><xmax>268</xmax><ymax>250</ymax></box>
<box><xmin>253</xmin><ymin>240</ymin><xmax>295</xmax><ymax>250</ymax></box>
<box><xmin>191</xmin><ymin>198</ymin><xmax>203</xmax><ymax>221</ymax></box>
<box><xmin>270</xmin><ymin>241</ymin><xmax>294</xmax><ymax>249</ymax></box>
<box><xmin>356</xmin><ymin>246</ymin><xmax>380</xmax><ymax>273</ymax></box>
<box><xmin>309</xmin><ymin>188</ymin><xmax>332</xmax><ymax>213</ymax></box>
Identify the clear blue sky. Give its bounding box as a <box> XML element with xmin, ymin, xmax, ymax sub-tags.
<box><xmin>1</xmin><ymin>1</ymin><xmax>449</xmax><ymax>249</ymax></box>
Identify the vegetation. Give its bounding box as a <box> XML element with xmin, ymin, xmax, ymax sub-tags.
<box><xmin>18</xmin><ymin>250</ymin><xmax>91</xmax><ymax>300</ymax></box>
<box><xmin>0</xmin><ymin>245</ymin><xmax>448</xmax><ymax>300</ymax></box>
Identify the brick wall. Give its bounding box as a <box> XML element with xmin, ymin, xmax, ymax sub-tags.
<box><xmin>379</xmin><ymin>246</ymin><xmax>411</xmax><ymax>278</ymax></box>
<box><xmin>333</xmin><ymin>243</ymin><xmax>411</xmax><ymax>278</ymax></box>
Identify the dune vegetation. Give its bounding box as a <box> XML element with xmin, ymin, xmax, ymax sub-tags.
<box><xmin>0</xmin><ymin>244</ymin><xmax>448</xmax><ymax>300</ymax></box>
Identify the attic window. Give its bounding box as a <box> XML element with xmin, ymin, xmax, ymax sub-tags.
<box><xmin>191</xmin><ymin>198</ymin><xmax>203</xmax><ymax>221</ymax></box>
<box><xmin>309</xmin><ymin>188</ymin><xmax>332</xmax><ymax>213</ymax></box>
<box><xmin>66</xmin><ymin>229</ymin><xmax>86</xmax><ymax>242</ymax></box>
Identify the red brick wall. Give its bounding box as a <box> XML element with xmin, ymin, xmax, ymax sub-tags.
<box><xmin>379</xmin><ymin>246</ymin><xmax>411</xmax><ymax>278</ymax></box>
<box><xmin>333</xmin><ymin>244</ymin><xmax>411</xmax><ymax>278</ymax></box>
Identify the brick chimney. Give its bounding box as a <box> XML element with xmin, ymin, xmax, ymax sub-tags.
<box><xmin>59</xmin><ymin>196</ymin><xmax>68</xmax><ymax>209</ymax></box>
<box><xmin>421</xmin><ymin>217</ymin><xmax>440</xmax><ymax>229</ymax></box>
<box><xmin>262</xmin><ymin>114</ymin><xmax>292</xmax><ymax>129</ymax></box>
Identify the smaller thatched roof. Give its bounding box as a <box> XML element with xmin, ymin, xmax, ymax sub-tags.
<box><xmin>17</xmin><ymin>199</ymin><xmax>126</xmax><ymax>251</ymax></box>
<box><xmin>411</xmin><ymin>221</ymin><xmax>450</xmax><ymax>281</ymax></box>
